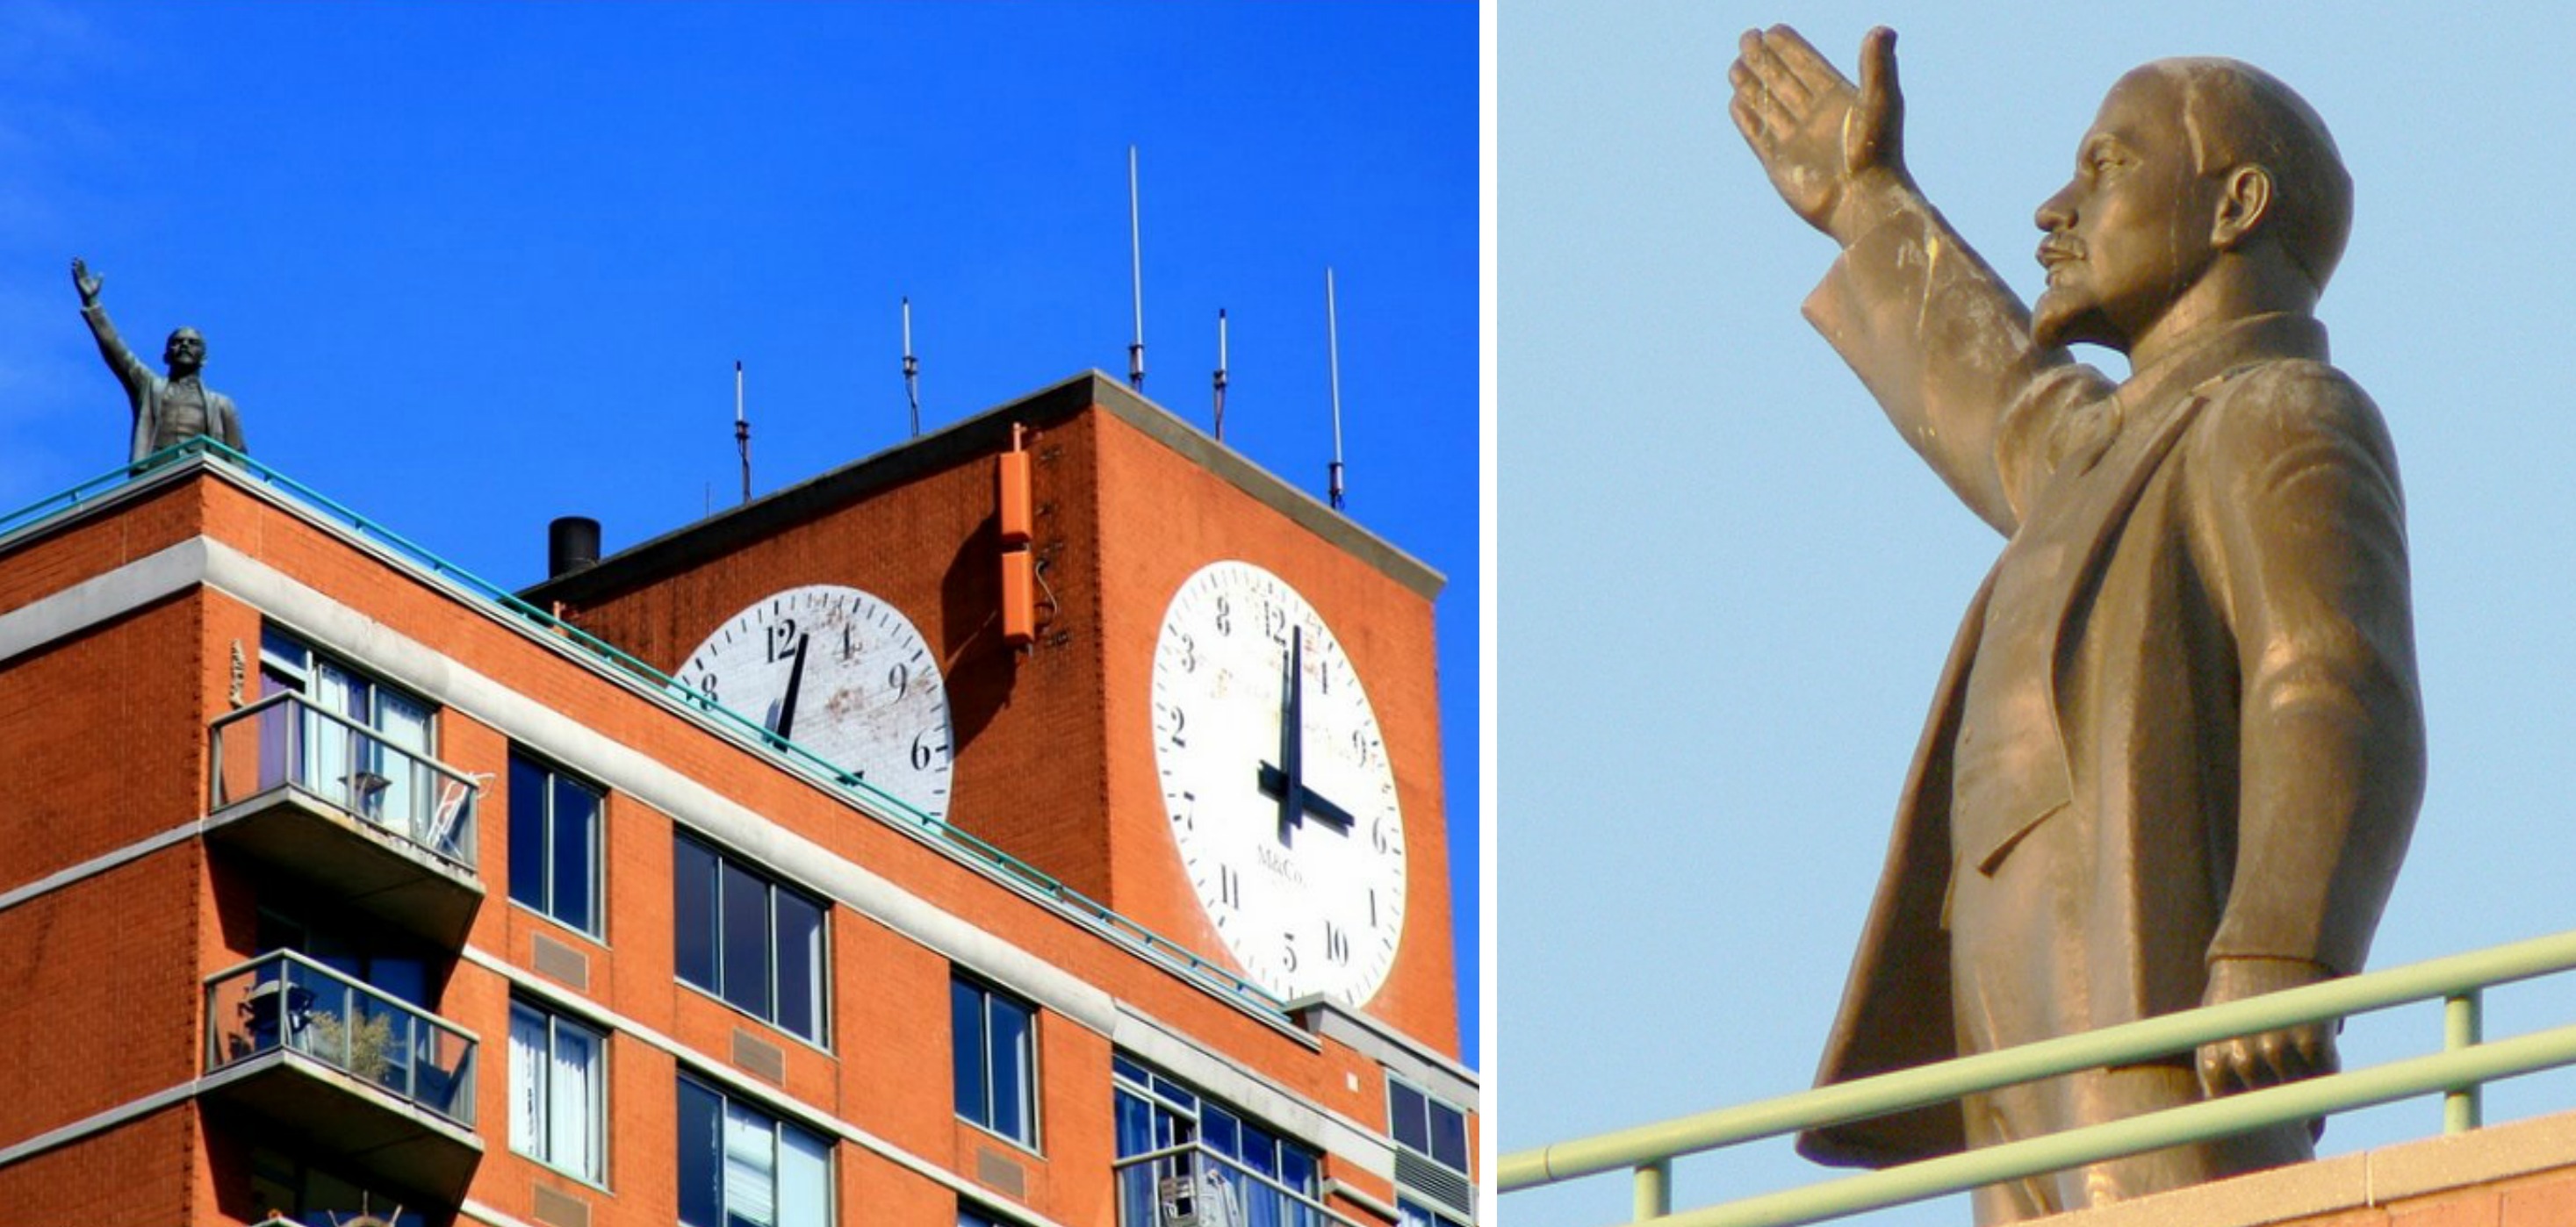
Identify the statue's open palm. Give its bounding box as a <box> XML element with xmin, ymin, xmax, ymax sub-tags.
<box><xmin>1729</xmin><ymin>25</ymin><xmax>1906</xmax><ymax>244</ymax></box>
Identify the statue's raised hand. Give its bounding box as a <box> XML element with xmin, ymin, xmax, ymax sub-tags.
<box><xmin>1730</xmin><ymin>25</ymin><xmax>1910</xmax><ymax>245</ymax></box>
<box><xmin>71</xmin><ymin>258</ymin><xmax>101</xmax><ymax>306</ymax></box>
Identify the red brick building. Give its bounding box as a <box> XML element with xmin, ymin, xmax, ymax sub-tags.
<box><xmin>0</xmin><ymin>373</ymin><xmax>1474</xmax><ymax>1227</ymax></box>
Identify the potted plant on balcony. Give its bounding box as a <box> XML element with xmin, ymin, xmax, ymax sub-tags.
<box><xmin>304</xmin><ymin>1004</ymin><xmax>397</xmax><ymax>1086</ymax></box>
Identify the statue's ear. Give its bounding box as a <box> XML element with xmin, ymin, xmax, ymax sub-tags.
<box><xmin>2211</xmin><ymin>164</ymin><xmax>2272</xmax><ymax>248</ymax></box>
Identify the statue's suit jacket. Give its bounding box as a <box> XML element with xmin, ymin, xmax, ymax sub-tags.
<box><xmin>80</xmin><ymin>303</ymin><xmax>245</xmax><ymax>463</ymax></box>
<box><xmin>1790</xmin><ymin>204</ymin><xmax>2425</xmax><ymax>1167</ymax></box>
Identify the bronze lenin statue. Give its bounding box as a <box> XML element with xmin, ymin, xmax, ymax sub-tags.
<box><xmin>71</xmin><ymin>258</ymin><xmax>247</xmax><ymax>463</ymax></box>
<box><xmin>1730</xmin><ymin>26</ymin><xmax>2424</xmax><ymax>1221</ymax></box>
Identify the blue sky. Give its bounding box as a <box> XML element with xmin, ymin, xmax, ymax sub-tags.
<box><xmin>1505</xmin><ymin>1</ymin><xmax>2576</xmax><ymax>1222</ymax></box>
<box><xmin>0</xmin><ymin>2</ymin><xmax>1477</xmax><ymax>1066</ymax></box>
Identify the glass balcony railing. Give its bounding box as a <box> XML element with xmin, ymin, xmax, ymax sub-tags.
<box><xmin>209</xmin><ymin>692</ymin><xmax>479</xmax><ymax>869</ymax></box>
<box><xmin>205</xmin><ymin>950</ymin><xmax>477</xmax><ymax>1126</ymax></box>
<box><xmin>1115</xmin><ymin>1142</ymin><xmax>1340</xmax><ymax>1227</ymax></box>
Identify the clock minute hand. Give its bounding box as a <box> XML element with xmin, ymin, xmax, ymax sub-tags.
<box><xmin>771</xmin><ymin>632</ymin><xmax>811</xmax><ymax>743</ymax></box>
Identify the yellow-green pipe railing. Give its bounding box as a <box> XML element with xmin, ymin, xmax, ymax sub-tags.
<box><xmin>1503</xmin><ymin>927</ymin><xmax>2576</xmax><ymax>1226</ymax></box>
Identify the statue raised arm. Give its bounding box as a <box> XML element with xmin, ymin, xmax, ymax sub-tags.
<box><xmin>70</xmin><ymin>257</ymin><xmax>247</xmax><ymax>463</ymax></box>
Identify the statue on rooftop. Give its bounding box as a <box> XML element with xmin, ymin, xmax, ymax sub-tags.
<box><xmin>1729</xmin><ymin>25</ymin><xmax>2423</xmax><ymax>1221</ymax></box>
<box><xmin>71</xmin><ymin>257</ymin><xmax>247</xmax><ymax>463</ymax></box>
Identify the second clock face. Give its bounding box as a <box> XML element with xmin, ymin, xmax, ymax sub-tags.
<box><xmin>1152</xmin><ymin>561</ymin><xmax>1406</xmax><ymax>1006</ymax></box>
<box><xmin>680</xmin><ymin>584</ymin><xmax>954</xmax><ymax>821</ymax></box>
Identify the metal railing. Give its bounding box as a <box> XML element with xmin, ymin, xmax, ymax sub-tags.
<box><xmin>1114</xmin><ymin>1140</ymin><xmax>1355</xmax><ymax>1227</ymax></box>
<box><xmin>28</xmin><ymin>437</ymin><xmax>1291</xmax><ymax>1015</ymax></box>
<box><xmin>205</xmin><ymin>950</ymin><xmax>478</xmax><ymax>1125</ymax></box>
<box><xmin>1501</xmin><ymin>927</ymin><xmax>2576</xmax><ymax>1227</ymax></box>
<box><xmin>208</xmin><ymin>691</ymin><xmax>481</xmax><ymax>869</ymax></box>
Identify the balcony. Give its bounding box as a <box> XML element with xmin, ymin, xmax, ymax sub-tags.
<box><xmin>203</xmin><ymin>951</ymin><xmax>481</xmax><ymax>1202</ymax></box>
<box><xmin>1115</xmin><ymin>1142</ymin><xmax>1335</xmax><ymax>1227</ymax></box>
<box><xmin>207</xmin><ymin>692</ymin><xmax>485</xmax><ymax>947</ymax></box>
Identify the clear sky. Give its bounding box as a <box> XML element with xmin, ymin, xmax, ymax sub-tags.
<box><xmin>0</xmin><ymin>3</ymin><xmax>1477</xmax><ymax>1066</ymax></box>
<box><xmin>1506</xmin><ymin>1</ymin><xmax>2576</xmax><ymax>1222</ymax></box>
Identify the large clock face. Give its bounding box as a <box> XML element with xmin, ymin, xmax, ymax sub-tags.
<box><xmin>1151</xmin><ymin>561</ymin><xmax>1405</xmax><ymax>1006</ymax></box>
<box><xmin>680</xmin><ymin>584</ymin><xmax>953</xmax><ymax>821</ymax></box>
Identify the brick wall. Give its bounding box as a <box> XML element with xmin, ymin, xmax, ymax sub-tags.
<box><xmin>0</xmin><ymin>459</ymin><xmax>1465</xmax><ymax>1227</ymax></box>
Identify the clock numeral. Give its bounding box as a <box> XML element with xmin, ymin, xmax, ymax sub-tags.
<box><xmin>766</xmin><ymin>618</ymin><xmax>802</xmax><ymax>663</ymax></box>
<box><xmin>1162</xmin><ymin>705</ymin><xmax>1188</xmax><ymax>750</ymax></box>
<box><xmin>910</xmin><ymin>729</ymin><xmax>944</xmax><ymax>771</ymax></box>
<box><xmin>1177</xmin><ymin>632</ymin><xmax>1198</xmax><ymax>673</ymax></box>
<box><xmin>1263</xmin><ymin>600</ymin><xmax>1289</xmax><ymax>644</ymax></box>
<box><xmin>1218</xmin><ymin>865</ymin><xmax>1242</xmax><ymax>910</ymax></box>
<box><xmin>1214</xmin><ymin>596</ymin><xmax>1234</xmax><ymax>636</ymax></box>
<box><xmin>1281</xmin><ymin>929</ymin><xmax>1299</xmax><ymax>973</ymax></box>
<box><xmin>1325</xmin><ymin>922</ymin><xmax>1350</xmax><ymax>965</ymax></box>
<box><xmin>1173</xmin><ymin>790</ymin><xmax>1197</xmax><ymax>832</ymax></box>
<box><xmin>1371</xmin><ymin>818</ymin><xmax>1396</xmax><ymax>855</ymax></box>
<box><xmin>1349</xmin><ymin>728</ymin><xmax>1374</xmax><ymax>765</ymax></box>
<box><xmin>1368</xmin><ymin>889</ymin><xmax>1379</xmax><ymax>927</ymax></box>
<box><xmin>889</xmin><ymin>660</ymin><xmax>910</xmax><ymax>696</ymax></box>
<box><xmin>698</xmin><ymin>674</ymin><xmax>720</xmax><ymax>703</ymax></box>
<box><xmin>841</xmin><ymin>624</ymin><xmax>856</xmax><ymax>661</ymax></box>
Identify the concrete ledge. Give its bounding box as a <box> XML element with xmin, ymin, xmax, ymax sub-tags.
<box><xmin>2055</xmin><ymin>1111</ymin><xmax>2576</xmax><ymax>1226</ymax></box>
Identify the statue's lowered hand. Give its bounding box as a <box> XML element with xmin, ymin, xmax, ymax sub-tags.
<box><xmin>2196</xmin><ymin>957</ymin><xmax>2341</xmax><ymax>1106</ymax></box>
<box><xmin>1728</xmin><ymin>25</ymin><xmax>1910</xmax><ymax>245</ymax></box>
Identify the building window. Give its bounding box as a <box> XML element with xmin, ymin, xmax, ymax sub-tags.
<box><xmin>1389</xmin><ymin>1074</ymin><xmax>1474</xmax><ymax>1224</ymax></box>
<box><xmin>1113</xmin><ymin>1054</ymin><xmax>1322</xmax><ymax>1227</ymax></box>
<box><xmin>508</xmin><ymin>751</ymin><xmax>603</xmax><ymax>935</ymax></box>
<box><xmin>248</xmin><ymin>1145</ymin><xmax>430</xmax><ymax>1227</ymax></box>
<box><xmin>678</xmin><ymin>1074</ymin><xmax>832</xmax><ymax>1227</ymax></box>
<box><xmin>674</xmin><ymin>832</ymin><xmax>829</xmax><ymax>1044</ymax></box>
<box><xmin>959</xmin><ymin>1206</ymin><xmax>1006</xmax><ymax>1227</ymax></box>
<box><xmin>1388</xmin><ymin>1076</ymin><xmax>1468</xmax><ymax>1173</ymax></box>
<box><xmin>258</xmin><ymin>627</ymin><xmax>451</xmax><ymax>853</ymax></box>
<box><xmin>1400</xmin><ymin>1200</ymin><xmax>1471</xmax><ymax>1227</ymax></box>
<box><xmin>951</xmin><ymin>975</ymin><xmax>1037</xmax><ymax>1146</ymax></box>
<box><xmin>509</xmin><ymin>1000</ymin><xmax>606</xmax><ymax>1182</ymax></box>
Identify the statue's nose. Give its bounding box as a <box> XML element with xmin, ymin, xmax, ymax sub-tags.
<box><xmin>2035</xmin><ymin>183</ymin><xmax>2077</xmax><ymax>233</ymax></box>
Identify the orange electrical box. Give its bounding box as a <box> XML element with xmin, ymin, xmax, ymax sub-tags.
<box><xmin>1001</xmin><ymin>549</ymin><xmax>1036</xmax><ymax>645</ymax></box>
<box><xmin>997</xmin><ymin>448</ymin><xmax>1033</xmax><ymax>545</ymax></box>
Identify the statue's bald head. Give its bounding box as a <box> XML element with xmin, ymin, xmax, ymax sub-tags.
<box><xmin>2146</xmin><ymin>57</ymin><xmax>2351</xmax><ymax>294</ymax></box>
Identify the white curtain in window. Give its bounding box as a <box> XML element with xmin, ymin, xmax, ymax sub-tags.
<box><xmin>550</xmin><ymin>1021</ymin><xmax>597</xmax><ymax>1177</ymax></box>
<box><xmin>778</xmin><ymin>1126</ymin><xmax>831</xmax><ymax>1227</ymax></box>
<box><xmin>376</xmin><ymin>688</ymin><xmax>433</xmax><ymax>835</ymax></box>
<box><xmin>724</xmin><ymin>1101</ymin><xmax>777</xmax><ymax>1227</ymax></box>
<box><xmin>309</xmin><ymin>660</ymin><xmax>356</xmax><ymax>798</ymax></box>
<box><xmin>507</xmin><ymin>1008</ymin><xmax>546</xmax><ymax>1159</ymax></box>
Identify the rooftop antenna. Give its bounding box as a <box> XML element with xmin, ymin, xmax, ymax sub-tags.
<box><xmin>1127</xmin><ymin>144</ymin><xmax>1147</xmax><ymax>392</ymax></box>
<box><xmin>1325</xmin><ymin>268</ymin><xmax>1346</xmax><ymax>511</ymax></box>
<box><xmin>734</xmin><ymin>360</ymin><xmax>751</xmax><ymax>505</ymax></box>
<box><xmin>1212</xmin><ymin>308</ymin><xmax>1229</xmax><ymax>441</ymax></box>
<box><xmin>902</xmin><ymin>297</ymin><xmax>921</xmax><ymax>437</ymax></box>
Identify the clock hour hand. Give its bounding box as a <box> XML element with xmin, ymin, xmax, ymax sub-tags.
<box><xmin>768</xmin><ymin>632</ymin><xmax>811</xmax><ymax>743</ymax></box>
<box><xmin>1258</xmin><ymin>763</ymin><xmax>1356</xmax><ymax>830</ymax></box>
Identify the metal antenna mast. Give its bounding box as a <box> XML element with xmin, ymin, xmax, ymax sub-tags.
<box><xmin>902</xmin><ymin>297</ymin><xmax>921</xmax><ymax>437</ymax></box>
<box><xmin>1325</xmin><ymin>269</ymin><xmax>1346</xmax><ymax>511</ymax></box>
<box><xmin>1212</xmin><ymin>308</ymin><xmax>1229</xmax><ymax>441</ymax></box>
<box><xmin>1127</xmin><ymin>145</ymin><xmax>1147</xmax><ymax>392</ymax></box>
<box><xmin>734</xmin><ymin>360</ymin><xmax>752</xmax><ymax>505</ymax></box>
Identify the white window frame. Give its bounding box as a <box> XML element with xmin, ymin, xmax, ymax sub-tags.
<box><xmin>509</xmin><ymin>999</ymin><xmax>608</xmax><ymax>1184</ymax></box>
<box><xmin>679</xmin><ymin>1073</ymin><xmax>834</xmax><ymax>1227</ymax></box>
<box><xmin>952</xmin><ymin>973</ymin><xmax>1040</xmax><ymax>1150</ymax></box>
<box><xmin>508</xmin><ymin>749</ymin><xmax>607</xmax><ymax>937</ymax></box>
